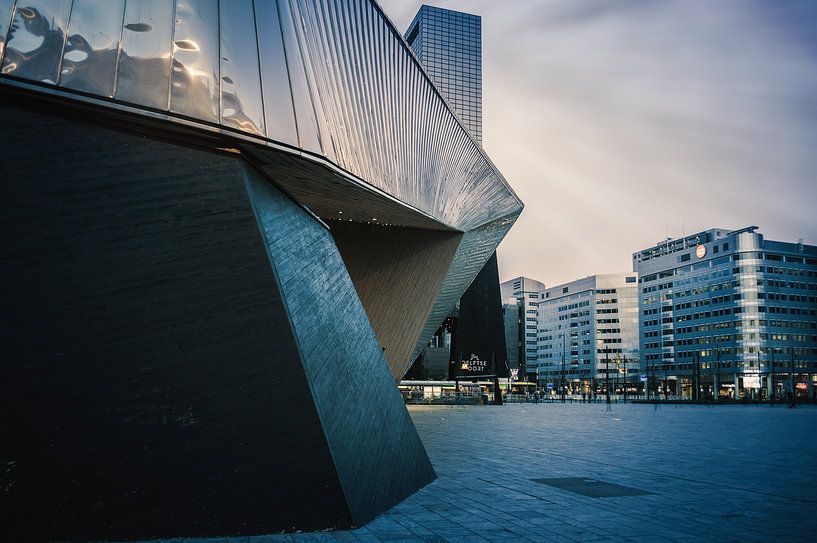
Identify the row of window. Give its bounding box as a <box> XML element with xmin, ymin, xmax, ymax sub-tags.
<box><xmin>640</xmin><ymin>260</ymin><xmax>817</xmax><ymax>285</ymax></box>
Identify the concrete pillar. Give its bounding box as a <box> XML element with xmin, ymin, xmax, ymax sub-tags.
<box><xmin>734</xmin><ymin>373</ymin><xmax>741</xmax><ymax>400</ymax></box>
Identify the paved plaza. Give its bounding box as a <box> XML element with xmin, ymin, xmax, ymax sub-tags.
<box><xmin>140</xmin><ymin>403</ymin><xmax>817</xmax><ymax>543</ymax></box>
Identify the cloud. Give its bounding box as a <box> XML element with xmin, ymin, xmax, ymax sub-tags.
<box><xmin>381</xmin><ymin>0</ymin><xmax>817</xmax><ymax>285</ymax></box>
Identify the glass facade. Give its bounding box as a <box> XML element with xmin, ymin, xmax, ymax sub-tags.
<box><xmin>534</xmin><ymin>274</ymin><xmax>639</xmax><ymax>394</ymax></box>
<box><xmin>405</xmin><ymin>5</ymin><xmax>482</xmax><ymax>143</ymax></box>
<box><xmin>635</xmin><ymin>227</ymin><xmax>817</xmax><ymax>400</ymax></box>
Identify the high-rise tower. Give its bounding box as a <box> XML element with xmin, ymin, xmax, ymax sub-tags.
<box><xmin>406</xmin><ymin>5</ymin><xmax>482</xmax><ymax>142</ymax></box>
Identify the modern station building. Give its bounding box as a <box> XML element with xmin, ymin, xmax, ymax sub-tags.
<box><xmin>634</xmin><ymin>227</ymin><xmax>817</xmax><ymax>400</ymax></box>
<box><xmin>535</xmin><ymin>274</ymin><xmax>640</xmax><ymax>394</ymax></box>
<box><xmin>0</xmin><ymin>0</ymin><xmax>522</xmax><ymax>540</ymax></box>
<box><xmin>501</xmin><ymin>277</ymin><xmax>548</xmax><ymax>380</ymax></box>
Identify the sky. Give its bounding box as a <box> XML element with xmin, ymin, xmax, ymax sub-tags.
<box><xmin>379</xmin><ymin>0</ymin><xmax>817</xmax><ymax>287</ymax></box>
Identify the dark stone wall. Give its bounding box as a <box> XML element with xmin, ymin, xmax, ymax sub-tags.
<box><xmin>0</xmin><ymin>104</ymin><xmax>354</xmax><ymax>540</ymax></box>
<box><xmin>246</xmin><ymin>171</ymin><xmax>436</xmax><ymax>526</ymax></box>
<box><xmin>451</xmin><ymin>253</ymin><xmax>509</xmax><ymax>377</ymax></box>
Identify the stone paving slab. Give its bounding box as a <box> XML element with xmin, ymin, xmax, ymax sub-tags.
<box><xmin>122</xmin><ymin>403</ymin><xmax>816</xmax><ymax>543</ymax></box>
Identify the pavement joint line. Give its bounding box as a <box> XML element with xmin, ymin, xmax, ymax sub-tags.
<box><xmin>420</xmin><ymin>427</ymin><xmax>817</xmax><ymax>504</ymax></box>
<box><xmin>475</xmin><ymin>477</ymin><xmax>557</xmax><ymax>503</ymax></box>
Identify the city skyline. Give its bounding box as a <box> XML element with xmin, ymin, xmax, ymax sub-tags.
<box><xmin>382</xmin><ymin>0</ymin><xmax>817</xmax><ymax>286</ymax></box>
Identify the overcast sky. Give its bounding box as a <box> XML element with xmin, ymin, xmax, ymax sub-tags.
<box><xmin>379</xmin><ymin>0</ymin><xmax>817</xmax><ymax>286</ymax></box>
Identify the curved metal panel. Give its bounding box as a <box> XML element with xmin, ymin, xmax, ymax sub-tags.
<box><xmin>0</xmin><ymin>0</ymin><xmax>16</xmax><ymax>61</ymax></box>
<box><xmin>58</xmin><ymin>0</ymin><xmax>125</xmax><ymax>97</ymax></box>
<box><xmin>0</xmin><ymin>0</ymin><xmax>525</xmax><ymax>382</ymax></box>
<box><xmin>284</xmin><ymin>0</ymin><xmax>521</xmax><ymax>232</ymax></box>
<box><xmin>170</xmin><ymin>0</ymin><xmax>219</xmax><ymax>123</ymax></box>
<box><xmin>1</xmin><ymin>0</ymin><xmax>72</xmax><ymax>83</ymax></box>
<box><xmin>253</xmin><ymin>0</ymin><xmax>297</xmax><ymax>147</ymax></box>
<box><xmin>218</xmin><ymin>0</ymin><xmax>264</xmax><ymax>136</ymax></box>
<box><xmin>114</xmin><ymin>0</ymin><xmax>174</xmax><ymax>110</ymax></box>
<box><xmin>0</xmin><ymin>0</ymin><xmax>521</xmax><ymax>233</ymax></box>
<box><xmin>276</xmin><ymin>0</ymin><xmax>321</xmax><ymax>154</ymax></box>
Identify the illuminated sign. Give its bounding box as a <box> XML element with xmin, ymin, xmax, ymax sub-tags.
<box><xmin>743</xmin><ymin>374</ymin><xmax>760</xmax><ymax>389</ymax></box>
<box><xmin>696</xmin><ymin>245</ymin><xmax>707</xmax><ymax>259</ymax></box>
<box><xmin>796</xmin><ymin>383</ymin><xmax>807</xmax><ymax>390</ymax></box>
<box><xmin>461</xmin><ymin>353</ymin><xmax>487</xmax><ymax>373</ymax></box>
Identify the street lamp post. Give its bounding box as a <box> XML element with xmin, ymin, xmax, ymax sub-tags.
<box><xmin>714</xmin><ymin>350</ymin><xmax>721</xmax><ymax>403</ymax></box>
<box><xmin>790</xmin><ymin>350</ymin><xmax>796</xmax><ymax>408</ymax></box>
<box><xmin>663</xmin><ymin>366</ymin><xmax>668</xmax><ymax>401</ymax></box>
<box><xmin>605</xmin><ymin>348</ymin><xmax>611</xmax><ymax>405</ymax></box>
<box><xmin>693</xmin><ymin>351</ymin><xmax>700</xmax><ymax>402</ymax></box>
<box><xmin>623</xmin><ymin>355</ymin><xmax>627</xmax><ymax>404</ymax></box>
<box><xmin>769</xmin><ymin>349</ymin><xmax>775</xmax><ymax>407</ymax></box>
<box><xmin>561</xmin><ymin>333</ymin><xmax>566</xmax><ymax>404</ymax></box>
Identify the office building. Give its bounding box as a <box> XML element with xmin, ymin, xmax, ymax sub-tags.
<box><xmin>634</xmin><ymin>227</ymin><xmax>817</xmax><ymax>400</ymax></box>
<box><xmin>501</xmin><ymin>277</ymin><xmax>548</xmax><ymax>380</ymax></box>
<box><xmin>503</xmin><ymin>297</ymin><xmax>523</xmax><ymax>379</ymax></box>
<box><xmin>535</xmin><ymin>274</ymin><xmax>640</xmax><ymax>394</ymax></box>
<box><xmin>406</xmin><ymin>5</ymin><xmax>482</xmax><ymax>142</ymax></box>
<box><xmin>0</xmin><ymin>0</ymin><xmax>522</xmax><ymax>539</ymax></box>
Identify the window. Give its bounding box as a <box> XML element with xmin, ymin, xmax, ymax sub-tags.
<box><xmin>562</xmin><ymin>287</ymin><xmax>569</xmax><ymax>293</ymax></box>
<box><xmin>680</xmin><ymin>253</ymin><xmax>691</xmax><ymax>262</ymax></box>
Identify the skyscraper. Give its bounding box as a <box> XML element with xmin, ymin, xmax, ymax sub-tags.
<box><xmin>406</xmin><ymin>5</ymin><xmax>482</xmax><ymax>142</ymax></box>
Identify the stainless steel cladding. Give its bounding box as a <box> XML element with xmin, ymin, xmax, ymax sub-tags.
<box><xmin>0</xmin><ymin>0</ymin><xmax>523</xmax><ymax>374</ymax></box>
<box><xmin>0</xmin><ymin>0</ymin><xmax>521</xmax><ymax>227</ymax></box>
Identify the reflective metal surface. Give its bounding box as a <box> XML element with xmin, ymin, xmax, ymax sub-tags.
<box><xmin>59</xmin><ymin>0</ymin><xmax>125</xmax><ymax>97</ymax></box>
<box><xmin>0</xmin><ymin>0</ymin><xmax>15</xmax><ymax>60</ymax></box>
<box><xmin>115</xmin><ymin>0</ymin><xmax>174</xmax><ymax>109</ymax></box>
<box><xmin>0</xmin><ymin>0</ymin><xmax>524</xmax><ymax>375</ymax></box>
<box><xmin>254</xmin><ymin>0</ymin><xmax>297</xmax><ymax>147</ymax></box>
<box><xmin>276</xmin><ymin>0</ymin><xmax>321</xmax><ymax>154</ymax></box>
<box><xmin>2</xmin><ymin>0</ymin><xmax>72</xmax><ymax>83</ymax></box>
<box><xmin>170</xmin><ymin>0</ymin><xmax>219</xmax><ymax>123</ymax></box>
<box><xmin>219</xmin><ymin>0</ymin><xmax>264</xmax><ymax>136</ymax></box>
